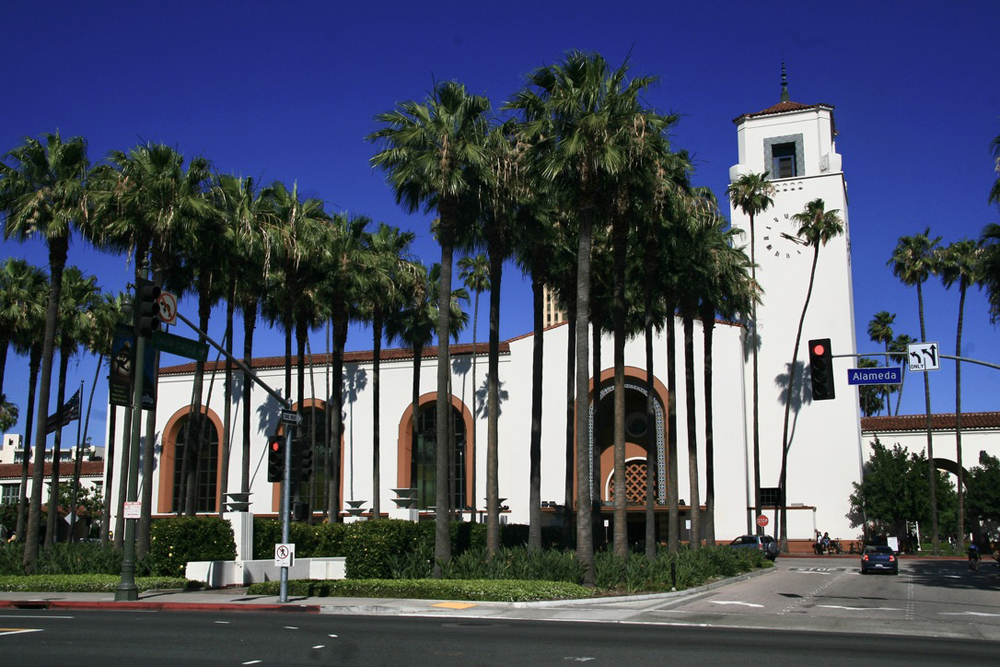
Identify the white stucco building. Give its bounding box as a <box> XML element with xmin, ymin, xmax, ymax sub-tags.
<box><xmin>105</xmin><ymin>87</ymin><xmax>989</xmax><ymax>550</ymax></box>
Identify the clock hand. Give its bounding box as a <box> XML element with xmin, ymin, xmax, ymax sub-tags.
<box><xmin>779</xmin><ymin>232</ymin><xmax>809</xmax><ymax>246</ymax></box>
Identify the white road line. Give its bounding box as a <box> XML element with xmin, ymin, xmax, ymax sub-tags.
<box><xmin>284</xmin><ymin>626</ymin><xmax>298</xmax><ymax>630</ymax></box>
<box><xmin>328</xmin><ymin>634</ymin><xmax>338</xmax><ymax>638</ymax></box>
<box><xmin>710</xmin><ymin>601</ymin><xmax>764</xmax><ymax>608</ymax></box>
<box><xmin>817</xmin><ymin>605</ymin><xmax>902</xmax><ymax>611</ymax></box>
<box><xmin>241</xmin><ymin>661</ymin><xmax>262</xmax><ymax>665</ymax></box>
<box><xmin>0</xmin><ymin>615</ymin><xmax>73</xmax><ymax>620</ymax></box>
<box><xmin>312</xmin><ymin>645</ymin><xmax>325</xmax><ymax>649</ymax></box>
<box><xmin>0</xmin><ymin>628</ymin><xmax>43</xmax><ymax>636</ymax></box>
<box><xmin>563</xmin><ymin>658</ymin><xmax>595</xmax><ymax>662</ymax></box>
<box><xmin>939</xmin><ymin>612</ymin><xmax>1000</xmax><ymax>617</ymax></box>
<box><xmin>214</xmin><ymin>621</ymin><xmax>229</xmax><ymax>624</ymax></box>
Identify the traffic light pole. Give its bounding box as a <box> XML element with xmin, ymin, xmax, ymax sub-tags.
<box><xmin>172</xmin><ymin>309</ymin><xmax>297</xmax><ymax>602</ymax></box>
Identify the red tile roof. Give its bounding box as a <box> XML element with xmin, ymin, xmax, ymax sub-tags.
<box><xmin>861</xmin><ymin>412</ymin><xmax>1000</xmax><ymax>433</ymax></box>
<box><xmin>161</xmin><ymin>342</ymin><xmax>508</xmax><ymax>375</ymax></box>
<box><xmin>0</xmin><ymin>460</ymin><xmax>105</xmax><ymax>481</ymax></box>
<box><xmin>733</xmin><ymin>100</ymin><xmax>834</xmax><ymax>124</ymax></box>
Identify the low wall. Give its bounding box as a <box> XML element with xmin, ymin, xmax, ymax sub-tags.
<box><xmin>185</xmin><ymin>557</ymin><xmax>346</xmax><ymax>588</ymax></box>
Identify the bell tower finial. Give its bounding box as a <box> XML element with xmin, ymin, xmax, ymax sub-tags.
<box><xmin>780</xmin><ymin>62</ymin><xmax>790</xmax><ymax>102</ymax></box>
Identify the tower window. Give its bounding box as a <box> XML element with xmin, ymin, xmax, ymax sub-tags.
<box><xmin>772</xmin><ymin>142</ymin><xmax>797</xmax><ymax>178</ymax></box>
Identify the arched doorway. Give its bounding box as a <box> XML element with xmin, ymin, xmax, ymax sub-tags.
<box><xmin>398</xmin><ymin>394</ymin><xmax>474</xmax><ymax>513</ymax></box>
<box><xmin>159</xmin><ymin>408</ymin><xmax>222</xmax><ymax>514</ymax></box>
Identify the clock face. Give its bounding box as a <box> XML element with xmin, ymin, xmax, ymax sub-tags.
<box><xmin>762</xmin><ymin>211</ymin><xmax>809</xmax><ymax>261</ymax></box>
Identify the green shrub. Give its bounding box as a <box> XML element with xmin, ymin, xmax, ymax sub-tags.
<box><xmin>147</xmin><ymin>517</ymin><xmax>236</xmax><ymax>577</ymax></box>
<box><xmin>247</xmin><ymin>578</ymin><xmax>592</xmax><ymax>602</ymax></box>
<box><xmin>343</xmin><ymin>519</ymin><xmax>422</xmax><ymax>579</ymax></box>
<box><xmin>0</xmin><ymin>574</ymin><xmax>198</xmax><ymax>592</ymax></box>
<box><xmin>253</xmin><ymin>519</ymin><xmax>350</xmax><ymax>559</ymax></box>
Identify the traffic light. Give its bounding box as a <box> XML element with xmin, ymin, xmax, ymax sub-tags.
<box><xmin>267</xmin><ymin>435</ymin><xmax>284</xmax><ymax>483</ymax></box>
<box><xmin>289</xmin><ymin>438</ymin><xmax>313</xmax><ymax>483</ymax></box>
<box><xmin>808</xmin><ymin>338</ymin><xmax>836</xmax><ymax>401</ymax></box>
<box><xmin>135</xmin><ymin>277</ymin><xmax>162</xmax><ymax>338</ymax></box>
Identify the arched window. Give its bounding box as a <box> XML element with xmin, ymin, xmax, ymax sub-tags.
<box><xmin>413</xmin><ymin>404</ymin><xmax>466</xmax><ymax>510</ymax></box>
<box><xmin>298</xmin><ymin>405</ymin><xmax>328</xmax><ymax>514</ymax></box>
<box><xmin>170</xmin><ymin>413</ymin><xmax>220</xmax><ymax>514</ymax></box>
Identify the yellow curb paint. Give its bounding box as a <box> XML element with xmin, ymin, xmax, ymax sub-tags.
<box><xmin>432</xmin><ymin>602</ymin><xmax>477</xmax><ymax>610</ymax></box>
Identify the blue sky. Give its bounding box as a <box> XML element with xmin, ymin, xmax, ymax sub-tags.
<box><xmin>2</xmin><ymin>1</ymin><xmax>998</xmax><ymax>446</ymax></box>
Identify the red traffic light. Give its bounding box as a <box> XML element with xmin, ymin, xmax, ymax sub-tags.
<box><xmin>271</xmin><ymin>439</ymin><xmax>281</xmax><ymax>452</ymax></box>
<box><xmin>812</xmin><ymin>342</ymin><xmax>826</xmax><ymax>356</ymax></box>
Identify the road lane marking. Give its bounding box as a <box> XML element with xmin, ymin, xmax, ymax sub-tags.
<box><xmin>940</xmin><ymin>612</ymin><xmax>1000</xmax><ymax>617</ymax></box>
<box><xmin>241</xmin><ymin>661</ymin><xmax>262</xmax><ymax>665</ymax></box>
<box><xmin>710</xmin><ymin>601</ymin><xmax>764</xmax><ymax>608</ymax></box>
<box><xmin>817</xmin><ymin>605</ymin><xmax>902</xmax><ymax>611</ymax></box>
<box><xmin>312</xmin><ymin>645</ymin><xmax>325</xmax><ymax>649</ymax></box>
<box><xmin>564</xmin><ymin>658</ymin><xmax>595</xmax><ymax>662</ymax></box>
<box><xmin>0</xmin><ymin>628</ymin><xmax>43</xmax><ymax>636</ymax></box>
<box><xmin>433</xmin><ymin>602</ymin><xmax>477</xmax><ymax>609</ymax></box>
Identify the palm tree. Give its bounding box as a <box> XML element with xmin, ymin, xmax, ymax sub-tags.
<box><xmin>726</xmin><ymin>172</ymin><xmax>774</xmax><ymax>532</ymax></box>
<box><xmin>888</xmin><ymin>228</ymin><xmax>942</xmax><ymax>553</ymax></box>
<box><xmin>867</xmin><ymin>311</ymin><xmax>896</xmax><ymax>416</ymax></box>
<box><xmin>508</xmin><ymin>50</ymin><xmax>658</xmax><ymax>585</ymax></box>
<box><xmin>990</xmin><ymin>130</ymin><xmax>1000</xmax><ymax>206</ymax></box>
<box><xmin>457</xmin><ymin>253</ymin><xmax>490</xmax><ymax>522</ymax></box>
<box><xmin>857</xmin><ymin>358</ymin><xmax>886</xmax><ymax>417</ymax></box>
<box><xmin>0</xmin><ymin>132</ymin><xmax>90</xmax><ymax>570</ymax></box>
<box><xmin>370</xmin><ymin>80</ymin><xmax>490</xmax><ymax>575</ymax></box>
<box><xmin>934</xmin><ymin>238</ymin><xmax>983</xmax><ymax>550</ymax></box>
<box><xmin>777</xmin><ymin>198</ymin><xmax>844</xmax><ymax>551</ymax></box>
<box><xmin>47</xmin><ymin>266</ymin><xmax>99</xmax><ymax>544</ymax></box>
<box><xmin>362</xmin><ymin>223</ymin><xmax>416</xmax><ymax>519</ymax></box>
<box><xmin>0</xmin><ymin>259</ymin><xmax>47</xmax><ymax>411</ymax></box>
<box><xmin>981</xmin><ymin>223</ymin><xmax>1000</xmax><ymax>324</ymax></box>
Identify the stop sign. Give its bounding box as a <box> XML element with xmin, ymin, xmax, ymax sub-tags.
<box><xmin>756</xmin><ymin>514</ymin><xmax>769</xmax><ymax>527</ymax></box>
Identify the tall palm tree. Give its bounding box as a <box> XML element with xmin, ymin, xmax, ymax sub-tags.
<box><xmin>857</xmin><ymin>358</ymin><xmax>886</xmax><ymax>417</ymax></box>
<box><xmin>934</xmin><ymin>238</ymin><xmax>983</xmax><ymax>550</ymax></box>
<box><xmin>867</xmin><ymin>311</ymin><xmax>896</xmax><ymax>416</ymax></box>
<box><xmin>370</xmin><ymin>80</ymin><xmax>490</xmax><ymax>575</ymax></box>
<box><xmin>777</xmin><ymin>198</ymin><xmax>844</xmax><ymax>551</ymax></box>
<box><xmin>0</xmin><ymin>132</ymin><xmax>90</xmax><ymax>570</ymax></box>
<box><xmin>980</xmin><ymin>223</ymin><xmax>1000</xmax><ymax>324</ymax></box>
<box><xmin>0</xmin><ymin>259</ymin><xmax>47</xmax><ymax>410</ymax></box>
<box><xmin>361</xmin><ymin>223</ymin><xmax>416</xmax><ymax>519</ymax></box>
<box><xmin>888</xmin><ymin>228</ymin><xmax>941</xmax><ymax>553</ymax></box>
<box><xmin>47</xmin><ymin>266</ymin><xmax>99</xmax><ymax>544</ymax></box>
<box><xmin>726</xmin><ymin>172</ymin><xmax>774</xmax><ymax>533</ymax></box>
<box><xmin>508</xmin><ymin>50</ymin><xmax>658</xmax><ymax>585</ymax></box>
<box><xmin>457</xmin><ymin>253</ymin><xmax>490</xmax><ymax>522</ymax></box>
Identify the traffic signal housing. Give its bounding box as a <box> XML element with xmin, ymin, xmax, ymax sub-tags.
<box><xmin>135</xmin><ymin>277</ymin><xmax>162</xmax><ymax>338</ymax></box>
<box><xmin>267</xmin><ymin>435</ymin><xmax>284</xmax><ymax>483</ymax></box>
<box><xmin>290</xmin><ymin>438</ymin><xmax>313</xmax><ymax>483</ymax></box>
<box><xmin>808</xmin><ymin>338</ymin><xmax>836</xmax><ymax>401</ymax></box>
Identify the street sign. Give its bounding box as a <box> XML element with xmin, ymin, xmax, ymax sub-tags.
<box><xmin>756</xmin><ymin>515</ymin><xmax>769</xmax><ymax>527</ymax></box>
<box><xmin>907</xmin><ymin>342</ymin><xmax>940</xmax><ymax>372</ymax></box>
<box><xmin>274</xmin><ymin>543</ymin><xmax>295</xmax><ymax>567</ymax></box>
<box><xmin>847</xmin><ymin>366</ymin><xmax>903</xmax><ymax>385</ymax></box>
<box><xmin>158</xmin><ymin>291</ymin><xmax>178</xmax><ymax>325</ymax></box>
<box><xmin>280</xmin><ymin>409</ymin><xmax>303</xmax><ymax>425</ymax></box>
<box><xmin>151</xmin><ymin>330</ymin><xmax>209</xmax><ymax>362</ymax></box>
<box><xmin>124</xmin><ymin>502</ymin><xmax>141</xmax><ymax>520</ymax></box>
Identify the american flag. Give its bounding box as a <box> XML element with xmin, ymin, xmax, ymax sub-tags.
<box><xmin>45</xmin><ymin>388</ymin><xmax>81</xmax><ymax>434</ymax></box>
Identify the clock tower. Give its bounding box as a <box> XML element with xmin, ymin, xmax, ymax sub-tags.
<box><xmin>728</xmin><ymin>70</ymin><xmax>863</xmax><ymax>542</ymax></box>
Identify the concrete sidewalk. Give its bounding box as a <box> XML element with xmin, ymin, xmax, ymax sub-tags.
<box><xmin>0</xmin><ymin>566</ymin><xmax>775</xmax><ymax>622</ymax></box>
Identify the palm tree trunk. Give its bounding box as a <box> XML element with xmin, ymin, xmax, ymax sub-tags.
<box><xmin>591</xmin><ymin>321</ymin><xmax>604</xmax><ymax>551</ymax></box>
<box><xmin>100</xmin><ymin>403</ymin><xmax>116</xmax><ymax>545</ymax></box>
<box><xmin>778</xmin><ymin>247</ymin><xmax>821</xmax><ymax>552</ymax></box>
<box><xmin>528</xmin><ymin>275</ymin><xmax>544</xmax><ymax>551</ymax></box>
<box><xmin>612</xmin><ymin>211</ymin><xmax>628</xmax><ymax>559</ymax></box>
<box><xmin>241</xmin><ymin>299</ymin><xmax>256</xmax><ymax>494</ymax></box>
<box><xmin>327</xmin><ymin>317</ymin><xmax>348</xmax><ymax>523</ymax></box>
<box><xmin>372</xmin><ymin>313</ymin><xmax>383</xmax><ymax>520</ymax></box>
<box><xmin>219</xmin><ymin>283</ymin><xmax>236</xmax><ymax>517</ymax></box>
<box><xmin>917</xmin><ymin>281</ymin><xmax>939</xmax><ymax>553</ymax></box>
<box><xmin>749</xmin><ymin>213</ymin><xmax>762</xmax><ymax>535</ymax></box>
<box><xmin>644</xmin><ymin>306</ymin><xmax>657</xmax><ymax>561</ymax></box>
<box><xmin>575</xmin><ymin>206</ymin><xmax>595</xmax><ymax>587</ymax></box>
<box><xmin>470</xmin><ymin>292</ymin><xmax>479</xmax><ymax>522</ymax></box>
<box><xmin>563</xmin><ymin>301</ymin><xmax>577</xmax><ymax>550</ymax></box>
<box><xmin>24</xmin><ymin>236</ymin><xmax>67</xmax><ymax>571</ymax></box>
<box><xmin>701</xmin><ymin>305</ymin><xmax>717</xmax><ymax>546</ymax></box>
<box><xmin>410</xmin><ymin>344</ymin><xmax>422</xmax><ymax>504</ymax></box>
<box><xmin>433</xmin><ymin>215</ymin><xmax>456</xmax><ymax>576</ymax></box>
<box><xmin>955</xmin><ymin>281</ymin><xmax>967</xmax><ymax>550</ymax></box>
<box><xmin>15</xmin><ymin>346</ymin><xmax>40</xmax><ymax>543</ymax></box>
<box><xmin>114</xmin><ymin>404</ymin><xmax>132</xmax><ymax>550</ymax></box>
<box><xmin>486</xmin><ymin>252</ymin><xmax>503</xmax><ymax>556</ymax></box>
<box><xmin>72</xmin><ymin>358</ymin><xmax>104</xmax><ymax>540</ymax></box>
<box><xmin>683</xmin><ymin>315</ymin><xmax>700</xmax><ymax>549</ymax></box>
<box><xmin>46</xmin><ymin>348</ymin><xmax>71</xmax><ymax>546</ymax></box>
<box><xmin>665</xmin><ymin>305</ymin><xmax>679</xmax><ymax>553</ymax></box>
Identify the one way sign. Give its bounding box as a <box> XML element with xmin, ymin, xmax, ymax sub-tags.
<box><xmin>907</xmin><ymin>342</ymin><xmax>940</xmax><ymax>372</ymax></box>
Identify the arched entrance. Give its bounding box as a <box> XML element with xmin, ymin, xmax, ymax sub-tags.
<box><xmin>159</xmin><ymin>407</ymin><xmax>222</xmax><ymax>514</ymax></box>
<box><xmin>398</xmin><ymin>393</ymin><xmax>474</xmax><ymax>512</ymax></box>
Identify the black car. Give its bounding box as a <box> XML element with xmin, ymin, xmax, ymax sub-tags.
<box><xmin>729</xmin><ymin>534</ymin><xmax>779</xmax><ymax>560</ymax></box>
<box><xmin>860</xmin><ymin>545</ymin><xmax>898</xmax><ymax>574</ymax></box>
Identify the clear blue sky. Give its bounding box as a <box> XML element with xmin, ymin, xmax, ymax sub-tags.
<box><xmin>2</xmin><ymin>1</ymin><xmax>998</xmax><ymax>446</ymax></box>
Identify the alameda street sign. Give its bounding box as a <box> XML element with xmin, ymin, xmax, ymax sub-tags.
<box><xmin>847</xmin><ymin>366</ymin><xmax>903</xmax><ymax>385</ymax></box>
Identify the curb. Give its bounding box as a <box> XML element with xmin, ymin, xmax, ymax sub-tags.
<box><xmin>0</xmin><ymin>600</ymin><xmax>321</xmax><ymax>613</ymax></box>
